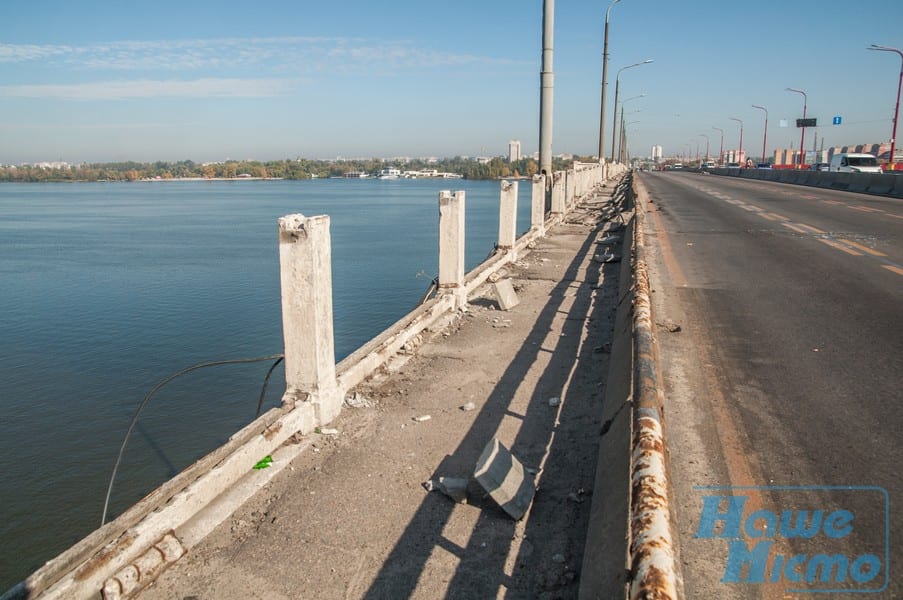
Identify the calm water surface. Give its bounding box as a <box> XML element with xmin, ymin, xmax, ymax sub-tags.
<box><xmin>0</xmin><ymin>178</ymin><xmax>534</xmax><ymax>589</ymax></box>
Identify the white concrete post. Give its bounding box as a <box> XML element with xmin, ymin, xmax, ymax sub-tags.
<box><xmin>566</xmin><ymin>168</ymin><xmax>576</xmax><ymax>208</ymax></box>
<box><xmin>531</xmin><ymin>174</ymin><xmax>546</xmax><ymax>235</ymax></box>
<box><xmin>438</xmin><ymin>190</ymin><xmax>467</xmax><ymax>309</ymax></box>
<box><xmin>278</xmin><ymin>214</ymin><xmax>340</xmax><ymax>422</ymax></box>
<box><xmin>498</xmin><ymin>180</ymin><xmax>518</xmax><ymax>257</ymax></box>
<box><xmin>551</xmin><ymin>171</ymin><xmax>566</xmax><ymax>216</ymax></box>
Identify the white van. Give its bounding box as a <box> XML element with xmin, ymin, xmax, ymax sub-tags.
<box><xmin>829</xmin><ymin>153</ymin><xmax>882</xmax><ymax>173</ymax></box>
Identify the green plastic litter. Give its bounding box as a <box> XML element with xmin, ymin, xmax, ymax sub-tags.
<box><xmin>253</xmin><ymin>455</ymin><xmax>273</xmax><ymax>470</ymax></box>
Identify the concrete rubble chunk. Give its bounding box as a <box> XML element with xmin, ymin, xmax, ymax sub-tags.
<box><xmin>344</xmin><ymin>391</ymin><xmax>373</xmax><ymax>408</ymax></box>
<box><xmin>493</xmin><ymin>279</ymin><xmax>520</xmax><ymax>311</ymax></box>
<box><xmin>422</xmin><ymin>477</ymin><xmax>469</xmax><ymax>503</ymax></box>
<box><xmin>473</xmin><ymin>437</ymin><xmax>536</xmax><ymax>520</ymax></box>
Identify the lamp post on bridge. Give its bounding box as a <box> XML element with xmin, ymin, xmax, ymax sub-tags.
<box><xmin>617</xmin><ymin>107</ymin><xmax>642</xmax><ymax>163</ymax></box>
<box><xmin>610</xmin><ymin>59</ymin><xmax>653</xmax><ymax>162</ymax></box>
<box><xmin>868</xmin><ymin>44</ymin><xmax>903</xmax><ymax>170</ymax></box>
<box><xmin>598</xmin><ymin>0</ymin><xmax>622</xmax><ymax>161</ymax></box>
<box><xmin>729</xmin><ymin>117</ymin><xmax>744</xmax><ymax>165</ymax></box>
<box><xmin>786</xmin><ymin>87</ymin><xmax>807</xmax><ymax>169</ymax></box>
<box><xmin>699</xmin><ymin>134</ymin><xmax>710</xmax><ymax>163</ymax></box>
<box><xmin>752</xmin><ymin>104</ymin><xmax>768</xmax><ymax>165</ymax></box>
<box><xmin>616</xmin><ymin>94</ymin><xmax>645</xmax><ymax>163</ymax></box>
<box><xmin>713</xmin><ymin>126</ymin><xmax>724</xmax><ymax>165</ymax></box>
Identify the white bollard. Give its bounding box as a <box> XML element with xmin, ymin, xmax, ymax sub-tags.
<box><xmin>438</xmin><ymin>190</ymin><xmax>467</xmax><ymax>309</ymax></box>
<box><xmin>278</xmin><ymin>214</ymin><xmax>340</xmax><ymax>422</ymax></box>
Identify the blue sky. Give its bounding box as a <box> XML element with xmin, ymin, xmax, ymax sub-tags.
<box><xmin>1</xmin><ymin>0</ymin><xmax>902</xmax><ymax>163</ymax></box>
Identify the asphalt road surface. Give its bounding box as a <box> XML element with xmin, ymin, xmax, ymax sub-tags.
<box><xmin>637</xmin><ymin>172</ymin><xmax>901</xmax><ymax>599</ymax></box>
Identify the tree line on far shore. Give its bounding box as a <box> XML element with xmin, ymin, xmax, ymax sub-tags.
<box><xmin>0</xmin><ymin>155</ymin><xmax>587</xmax><ymax>183</ymax></box>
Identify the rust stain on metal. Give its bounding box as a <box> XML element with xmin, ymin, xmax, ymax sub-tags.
<box><xmin>628</xmin><ymin>180</ymin><xmax>678</xmax><ymax>600</ymax></box>
<box><xmin>74</xmin><ymin>531</ymin><xmax>136</xmax><ymax>581</ymax></box>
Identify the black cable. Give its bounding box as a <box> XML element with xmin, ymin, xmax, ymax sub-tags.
<box><xmin>101</xmin><ymin>353</ymin><xmax>284</xmax><ymax>526</ymax></box>
<box><xmin>255</xmin><ymin>356</ymin><xmax>285</xmax><ymax>418</ymax></box>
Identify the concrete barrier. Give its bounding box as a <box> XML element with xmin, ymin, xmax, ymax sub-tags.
<box><xmin>892</xmin><ymin>174</ymin><xmax>903</xmax><ymax>198</ymax></box>
<box><xmin>866</xmin><ymin>174</ymin><xmax>894</xmax><ymax>195</ymax></box>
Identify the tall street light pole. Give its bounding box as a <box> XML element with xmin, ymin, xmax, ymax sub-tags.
<box><xmin>868</xmin><ymin>44</ymin><xmax>903</xmax><ymax>170</ymax></box>
<box><xmin>729</xmin><ymin>117</ymin><xmax>744</xmax><ymax>164</ymax></box>
<box><xmin>752</xmin><ymin>104</ymin><xmax>768</xmax><ymax>164</ymax></box>
<box><xmin>713</xmin><ymin>126</ymin><xmax>724</xmax><ymax>165</ymax></box>
<box><xmin>539</xmin><ymin>0</ymin><xmax>555</xmax><ymax>178</ymax></box>
<box><xmin>610</xmin><ymin>59</ymin><xmax>653</xmax><ymax>162</ymax></box>
<box><xmin>616</xmin><ymin>94</ymin><xmax>645</xmax><ymax>161</ymax></box>
<box><xmin>699</xmin><ymin>133</ymin><xmax>710</xmax><ymax>162</ymax></box>
<box><xmin>786</xmin><ymin>87</ymin><xmax>807</xmax><ymax>168</ymax></box>
<box><xmin>598</xmin><ymin>0</ymin><xmax>621</xmax><ymax>162</ymax></box>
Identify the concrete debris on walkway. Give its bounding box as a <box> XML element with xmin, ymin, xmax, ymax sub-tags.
<box><xmin>473</xmin><ymin>437</ymin><xmax>536</xmax><ymax>521</ymax></box>
<box><xmin>422</xmin><ymin>477</ymin><xmax>470</xmax><ymax>504</ymax></box>
<box><xmin>493</xmin><ymin>278</ymin><xmax>520</xmax><ymax>310</ymax></box>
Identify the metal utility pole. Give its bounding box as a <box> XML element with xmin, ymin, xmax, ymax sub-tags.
<box><xmin>598</xmin><ymin>0</ymin><xmax>621</xmax><ymax>161</ymax></box>
<box><xmin>787</xmin><ymin>87</ymin><xmax>807</xmax><ymax>168</ymax></box>
<box><xmin>868</xmin><ymin>44</ymin><xmax>903</xmax><ymax>169</ymax></box>
<box><xmin>752</xmin><ymin>104</ymin><xmax>768</xmax><ymax>164</ymax></box>
<box><xmin>729</xmin><ymin>117</ymin><xmax>744</xmax><ymax>164</ymax></box>
<box><xmin>713</xmin><ymin>126</ymin><xmax>724</xmax><ymax>165</ymax></box>
<box><xmin>539</xmin><ymin>0</ymin><xmax>555</xmax><ymax>178</ymax></box>
<box><xmin>610</xmin><ymin>59</ymin><xmax>653</xmax><ymax>162</ymax></box>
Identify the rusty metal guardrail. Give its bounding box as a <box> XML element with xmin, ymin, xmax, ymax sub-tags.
<box><xmin>627</xmin><ymin>174</ymin><xmax>678</xmax><ymax>599</ymax></box>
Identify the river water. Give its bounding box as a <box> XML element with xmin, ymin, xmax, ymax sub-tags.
<box><xmin>0</xmin><ymin>178</ymin><xmax>534</xmax><ymax>589</ymax></box>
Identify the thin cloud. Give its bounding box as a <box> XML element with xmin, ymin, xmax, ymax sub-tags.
<box><xmin>0</xmin><ymin>37</ymin><xmax>520</xmax><ymax>72</ymax></box>
<box><xmin>0</xmin><ymin>78</ymin><xmax>304</xmax><ymax>100</ymax></box>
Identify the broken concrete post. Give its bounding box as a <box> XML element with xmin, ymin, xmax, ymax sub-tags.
<box><xmin>474</xmin><ymin>437</ymin><xmax>536</xmax><ymax>520</ymax></box>
<box><xmin>493</xmin><ymin>279</ymin><xmax>520</xmax><ymax>311</ymax></box>
<box><xmin>438</xmin><ymin>190</ymin><xmax>467</xmax><ymax>310</ymax></box>
<box><xmin>498</xmin><ymin>180</ymin><xmax>518</xmax><ymax>258</ymax></box>
<box><xmin>531</xmin><ymin>174</ymin><xmax>546</xmax><ymax>235</ymax></box>
<box><xmin>278</xmin><ymin>214</ymin><xmax>340</xmax><ymax>422</ymax></box>
<box><xmin>551</xmin><ymin>171</ymin><xmax>566</xmax><ymax>216</ymax></box>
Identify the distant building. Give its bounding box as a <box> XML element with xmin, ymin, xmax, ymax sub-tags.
<box><xmin>508</xmin><ymin>140</ymin><xmax>522</xmax><ymax>162</ymax></box>
<box><xmin>651</xmin><ymin>145</ymin><xmax>663</xmax><ymax>162</ymax></box>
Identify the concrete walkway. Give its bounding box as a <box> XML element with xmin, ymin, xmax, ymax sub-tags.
<box><xmin>139</xmin><ymin>188</ymin><xmax>627</xmax><ymax>600</ymax></box>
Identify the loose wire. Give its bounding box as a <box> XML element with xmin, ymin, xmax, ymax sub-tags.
<box><xmin>101</xmin><ymin>354</ymin><xmax>284</xmax><ymax>526</ymax></box>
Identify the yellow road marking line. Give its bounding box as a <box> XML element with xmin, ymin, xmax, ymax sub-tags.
<box><xmin>837</xmin><ymin>238</ymin><xmax>887</xmax><ymax>257</ymax></box>
<box><xmin>758</xmin><ymin>213</ymin><xmax>780</xmax><ymax>222</ymax></box>
<box><xmin>767</xmin><ymin>212</ymin><xmax>789</xmax><ymax>221</ymax></box>
<box><xmin>795</xmin><ymin>223</ymin><xmax>826</xmax><ymax>234</ymax></box>
<box><xmin>852</xmin><ymin>205</ymin><xmax>883</xmax><ymax>213</ymax></box>
<box><xmin>782</xmin><ymin>223</ymin><xmax>810</xmax><ymax>235</ymax></box>
<box><xmin>818</xmin><ymin>238</ymin><xmax>863</xmax><ymax>256</ymax></box>
<box><xmin>882</xmin><ymin>265</ymin><xmax>903</xmax><ymax>276</ymax></box>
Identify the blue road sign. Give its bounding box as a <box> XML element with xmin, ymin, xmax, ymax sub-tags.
<box><xmin>833</xmin><ymin>116</ymin><xmax>842</xmax><ymax>125</ymax></box>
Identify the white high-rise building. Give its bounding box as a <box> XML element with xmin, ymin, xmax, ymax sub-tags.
<box><xmin>508</xmin><ymin>140</ymin><xmax>522</xmax><ymax>162</ymax></box>
<box><xmin>651</xmin><ymin>145</ymin><xmax>663</xmax><ymax>162</ymax></box>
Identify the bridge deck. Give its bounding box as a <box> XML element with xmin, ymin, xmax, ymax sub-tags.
<box><xmin>138</xmin><ymin>191</ymin><xmax>625</xmax><ymax>599</ymax></box>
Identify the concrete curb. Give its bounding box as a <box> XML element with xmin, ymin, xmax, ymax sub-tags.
<box><xmin>627</xmin><ymin>175</ymin><xmax>679</xmax><ymax>599</ymax></box>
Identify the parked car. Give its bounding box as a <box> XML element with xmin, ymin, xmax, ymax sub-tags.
<box><xmin>755</xmin><ymin>163</ymin><xmax>772</xmax><ymax>169</ymax></box>
<box><xmin>829</xmin><ymin>153</ymin><xmax>882</xmax><ymax>173</ymax></box>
